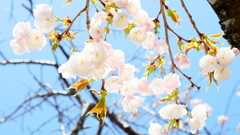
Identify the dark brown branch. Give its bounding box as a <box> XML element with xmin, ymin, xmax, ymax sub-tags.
<box><xmin>68</xmin><ymin>102</ymin><xmax>95</xmax><ymax>135</ymax></box>
<box><xmin>61</xmin><ymin>0</ymin><xmax>90</xmax><ymax>36</ymax></box>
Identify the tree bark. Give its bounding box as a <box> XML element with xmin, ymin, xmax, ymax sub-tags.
<box><xmin>208</xmin><ymin>0</ymin><xmax>240</xmax><ymax>49</ymax></box>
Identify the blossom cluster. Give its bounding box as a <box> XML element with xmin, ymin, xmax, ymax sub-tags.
<box><xmin>199</xmin><ymin>47</ymin><xmax>236</xmax><ymax>81</ymax></box>
<box><xmin>10</xmin><ymin>4</ymin><xmax>55</xmax><ymax>55</ymax></box>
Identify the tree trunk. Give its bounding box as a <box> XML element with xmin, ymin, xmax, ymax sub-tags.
<box><xmin>208</xmin><ymin>0</ymin><xmax>240</xmax><ymax>49</ymax></box>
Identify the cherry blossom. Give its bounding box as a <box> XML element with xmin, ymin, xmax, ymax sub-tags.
<box><xmin>105</xmin><ymin>76</ymin><xmax>123</xmax><ymax>93</ymax></box>
<box><xmin>137</xmin><ymin>77</ymin><xmax>152</xmax><ymax>96</ymax></box>
<box><xmin>89</xmin><ymin>25</ymin><xmax>104</xmax><ymax>39</ymax></box>
<box><xmin>107</xmin><ymin>49</ymin><xmax>125</xmax><ymax>71</ymax></box>
<box><xmin>159</xmin><ymin>104</ymin><xmax>187</xmax><ymax>119</ymax></box>
<box><xmin>122</xmin><ymin>96</ymin><xmax>144</xmax><ymax>113</ymax></box>
<box><xmin>134</xmin><ymin>9</ymin><xmax>148</xmax><ymax>26</ymax></box>
<box><xmin>126</xmin><ymin>0</ymin><xmax>141</xmax><ymax>16</ymax></box>
<box><xmin>118</xmin><ymin>64</ymin><xmax>135</xmax><ymax>81</ymax></box>
<box><xmin>142</xmin><ymin>20</ymin><xmax>155</xmax><ymax>31</ymax></box>
<box><xmin>58</xmin><ymin>62</ymin><xmax>77</xmax><ymax>79</ymax></box>
<box><xmin>116</xmin><ymin>0</ymin><xmax>128</xmax><ymax>8</ymax></box>
<box><xmin>83</xmin><ymin>42</ymin><xmax>107</xmax><ymax>66</ymax></box>
<box><xmin>12</xmin><ymin>22</ymin><xmax>31</xmax><ymax>39</ymax></box>
<box><xmin>121</xmin><ymin>80</ymin><xmax>138</xmax><ymax>96</ymax></box>
<box><xmin>216</xmin><ymin>47</ymin><xmax>235</xmax><ymax>65</ymax></box>
<box><xmin>90</xmin><ymin>63</ymin><xmax>110</xmax><ymax>81</ymax></box>
<box><xmin>69</xmin><ymin>52</ymin><xmax>92</xmax><ymax>78</ymax></box>
<box><xmin>10</xmin><ymin>39</ymin><xmax>30</xmax><ymax>55</ymax></box>
<box><xmin>129</xmin><ymin>27</ymin><xmax>147</xmax><ymax>45</ymax></box>
<box><xmin>199</xmin><ymin>55</ymin><xmax>217</xmax><ymax>72</ymax></box>
<box><xmin>151</xmin><ymin>78</ymin><xmax>166</xmax><ymax>95</ymax></box>
<box><xmin>90</xmin><ymin>12</ymin><xmax>107</xmax><ymax>26</ymax></box>
<box><xmin>214</xmin><ymin>65</ymin><xmax>231</xmax><ymax>81</ymax></box>
<box><xmin>26</xmin><ymin>29</ymin><xmax>46</xmax><ymax>50</ymax></box>
<box><xmin>112</xmin><ymin>13</ymin><xmax>129</xmax><ymax>30</ymax></box>
<box><xmin>218</xmin><ymin>115</ymin><xmax>228</xmax><ymax>125</ymax></box>
<box><xmin>189</xmin><ymin>118</ymin><xmax>206</xmax><ymax>134</ymax></box>
<box><xmin>142</xmin><ymin>32</ymin><xmax>155</xmax><ymax>49</ymax></box>
<box><xmin>175</xmin><ymin>54</ymin><xmax>191</xmax><ymax>69</ymax></box>
<box><xmin>148</xmin><ymin>122</ymin><xmax>164</xmax><ymax>135</ymax></box>
<box><xmin>163</xmin><ymin>73</ymin><xmax>181</xmax><ymax>91</ymax></box>
<box><xmin>154</xmin><ymin>39</ymin><xmax>168</xmax><ymax>54</ymax></box>
<box><xmin>190</xmin><ymin>99</ymin><xmax>203</xmax><ymax>106</ymax></box>
<box><xmin>34</xmin><ymin>4</ymin><xmax>55</xmax><ymax>33</ymax></box>
<box><xmin>191</xmin><ymin>104</ymin><xmax>207</xmax><ymax>121</ymax></box>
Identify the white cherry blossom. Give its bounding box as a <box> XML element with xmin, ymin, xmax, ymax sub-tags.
<box><xmin>142</xmin><ymin>32</ymin><xmax>155</xmax><ymax>49</ymax></box>
<box><xmin>113</xmin><ymin>13</ymin><xmax>129</xmax><ymax>30</ymax></box>
<box><xmin>163</xmin><ymin>73</ymin><xmax>181</xmax><ymax>91</ymax></box>
<box><xmin>116</xmin><ymin>0</ymin><xmax>128</xmax><ymax>8</ymax></box>
<box><xmin>159</xmin><ymin>104</ymin><xmax>187</xmax><ymax>119</ymax></box>
<box><xmin>121</xmin><ymin>81</ymin><xmax>138</xmax><ymax>96</ymax></box>
<box><xmin>154</xmin><ymin>39</ymin><xmax>168</xmax><ymax>54</ymax></box>
<box><xmin>33</xmin><ymin>4</ymin><xmax>52</xmax><ymax>18</ymax></box>
<box><xmin>58</xmin><ymin>62</ymin><xmax>77</xmax><ymax>79</ymax></box>
<box><xmin>189</xmin><ymin>118</ymin><xmax>206</xmax><ymax>134</ymax></box>
<box><xmin>190</xmin><ymin>99</ymin><xmax>203</xmax><ymax>106</ymax></box>
<box><xmin>90</xmin><ymin>12</ymin><xmax>107</xmax><ymax>26</ymax></box>
<box><xmin>137</xmin><ymin>77</ymin><xmax>152</xmax><ymax>96</ymax></box>
<box><xmin>216</xmin><ymin>47</ymin><xmax>235</xmax><ymax>65</ymax></box>
<box><xmin>118</xmin><ymin>64</ymin><xmax>135</xmax><ymax>81</ymax></box>
<box><xmin>218</xmin><ymin>115</ymin><xmax>228</xmax><ymax>125</ymax></box>
<box><xmin>214</xmin><ymin>65</ymin><xmax>231</xmax><ymax>81</ymax></box>
<box><xmin>10</xmin><ymin>39</ymin><xmax>30</xmax><ymax>55</ymax></box>
<box><xmin>151</xmin><ymin>78</ymin><xmax>166</xmax><ymax>95</ymax></box>
<box><xmin>26</xmin><ymin>29</ymin><xmax>46</xmax><ymax>50</ymax></box>
<box><xmin>83</xmin><ymin>42</ymin><xmax>107</xmax><ymax>66</ymax></box>
<box><xmin>126</xmin><ymin>0</ymin><xmax>141</xmax><ymax>16</ymax></box>
<box><xmin>12</xmin><ymin>22</ymin><xmax>32</xmax><ymax>40</ymax></box>
<box><xmin>199</xmin><ymin>55</ymin><xmax>217</xmax><ymax>72</ymax></box>
<box><xmin>34</xmin><ymin>12</ymin><xmax>55</xmax><ymax>33</ymax></box>
<box><xmin>89</xmin><ymin>25</ymin><xmax>104</xmax><ymax>39</ymax></box>
<box><xmin>105</xmin><ymin>76</ymin><xmax>123</xmax><ymax>93</ymax></box>
<box><xmin>107</xmin><ymin>49</ymin><xmax>125</xmax><ymax>71</ymax></box>
<box><xmin>142</xmin><ymin>20</ymin><xmax>155</xmax><ymax>31</ymax></box>
<box><xmin>90</xmin><ymin>63</ymin><xmax>110</xmax><ymax>81</ymax></box>
<box><xmin>69</xmin><ymin>52</ymin><xmax>92</xmax><ymax>78</ymax></box>
<box><xmin>134</xmin><ymin>9</ymin><xmax>148</xmax><ymax>26</ymax></box>
<box><xmin>34</xmin><ymin>4</ymin><xmax>55</xmax><ymax>33</ymax></box>
<box><xmin>129</xmin><ymin>27</ymin><xmax>147</xmax><ymax>45</ymax></box>
<box><xmin>122</xmin><ymin>96</ymin><xmax>144</xmax><ymax>113</ymax></box>
<box><xmin>192</xmin><ymin>104</ymin><xmax>207</xmax><ymax>120</ymax></box>
<box><xmin>148</xmin><ymin>122</ymin><xmax>164</xmax><ymax>135</ymax></box>
<box><xmin>99</xmin><ymin>41</ymin><xmax>114</xmax><ymax>57</ymax></box>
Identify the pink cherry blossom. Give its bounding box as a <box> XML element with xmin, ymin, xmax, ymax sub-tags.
<box><xmin>142</xmin><ymin>20</ymin><xmax>155</xmax><ymax>31</ymax></box>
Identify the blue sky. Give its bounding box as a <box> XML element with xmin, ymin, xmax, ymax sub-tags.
<box><xmin>1</xmin><ymin>0</ymin><xmax>240</xmax><ymax>135</ymax></box>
